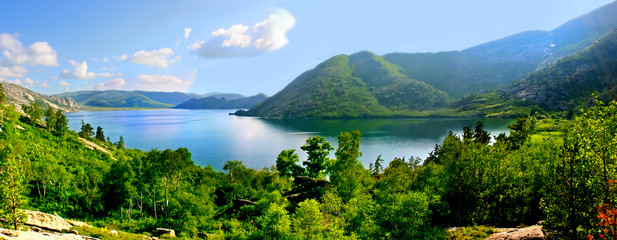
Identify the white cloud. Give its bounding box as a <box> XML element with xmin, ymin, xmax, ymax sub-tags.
<box><xmin>23</xmin><ymin>77</ymin><xmax>34</xmax><ymax>86</ymax></box>
<box><xmin>193</xmin><ymin>8</ymin><xmax>295</xmax><ymax>58</ymax></box>
<box><xmin>184</xmin><ymin>28</ymin><xmax>192</xmax><ymax>39</ymax></box>
<box><xmin>128</xmin><ymin>48</ymin><xmax>180</xmax><ymax>68</ymax></box>
<box><xmin>0</xmin><ymin>33</ymin><xmax>58</xmax><ymax>66</ymax></box>
<box><xmin>59</xmin><ymin>60</ymin><xmax>114</xmax><ymax>79</ymax></box>
<box><xmin>58</xmin><ymin>81</ymin><xmax>71</xmax><ymax>87</ymax></box>
<box><xmin>100</xmin><ymin>66</ymin><xmax>116</xmax><ymax>71</ymax></box>
<box><xmin>187</xmin><ymin>40</ymin><xmax>205</xmax><ymax>51</ymax></box>
<box><xmin>37</xmin><ymin>80</ymin><xmax>49</xmax><ymax>88</ymax></box>
<box><xmin>135</xmin><ymin>73</ymin><xmax>193</xmax><ymax>92</ymax></box>
<box><xmin>4</xmin><ymin>78</ymin><xmax>22</xmax><ymax>85</ymax></box>
<box><xmin>96</xmin><ymin>77</ymin><xmax>126</xmax><ymax>90</ymax></box>
<box><xmin>0</xmin><ymin>66</ymin><xmax>27</xmax><ymax>79</ymax></box>
<box><xmin>102</xmin><ymin>57</ymin><xmax>109</xmax><ymax>62</ymax></box>
<box><xmin>115</xmin><ymin>54</ymin><xmax>127</xmax><ymax>61</ymax></box>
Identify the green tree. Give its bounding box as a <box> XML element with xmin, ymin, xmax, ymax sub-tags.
<box><xmin>257</xmin><ymin>203</ymin><xmax>292</xmax><ymax>239</ymax></box>
<box><xmin>54</xmin><ymin>110</ymin><xmax>68</xmax><ymax>137</ymax></box>
<box><xmin>44</xmin><ymin>106</ymin><xmax>56</xmax><ymax>131</ymax></box>
<box><xmin>95</xmin><ymin>126</ymin><xmax>105</xmax><ymax>142</ymax></box>
<box><xmin>79</xmin><ymin>120</ymin><xmax>94</xmax><ymax>138</ymax></box>
<box><xmin>543</xmin><ymin>98</ymin><xmax>617</xmax><ymax>239</ymax></box>
<box><xmin>377</xmin><ymin>191</ymin><xmax>431</xmax><ymax>239</ymax></box>
<box><xmin>301</xmin><ymin>136</ymin><xmax>333</xmax><ymax>178</ymax></box>
<box><xmin>0</xmin><ymin>143</ymin><xmax>27</xmax><ymax>230</ymax></box>
<box><xmin>473</xmin><ymin>121</ymin><xmax>491</xmax><ymax>145</ymax></box>
<box><xmin>294</xmin><ymin>199</ymin><xmax>324</xmax><ymax>238</ymax></box>
<box><xmin>330</xmin><ymin>130</ymin><xmax>373</xmax><ymax>202</ymax></box>
<box><xmin>22</xmin><ymin>101</ymin><xmax>42</xmax><ymax>126</ymax></box>
<box><xmin>276</xmin><ymin>149</ymin><xmax>304</xmax><ymax>177</ymax></box>
<box><xmin>115</xmin><ymin>135</ymin><xmax>125</xmax><ymax>149</ymax></box>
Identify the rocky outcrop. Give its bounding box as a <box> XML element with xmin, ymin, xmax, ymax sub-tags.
<box><xmin>23</xmin><ymin>210</ymin><xmax>71</xmax><ymax>232</ymax></box>
<box><xmin>286</xmin><ymin>176</ymin><xmax>329</xmax><ymax>204</ymax></box>
<box><xmin>154</xmin><ymin>228</ymin><xmax>176</xmax><ymax>237</ymax></box>
<box><xmin>0</xmin><ymin>228</ymin><xmax>86</xmax><ymax>240</ymax></box>
<box><xmin>1</xmin><ymin>82</ymin><xmax>80</xmax><ymax>112</ymax></box>
<box><xmin>486</xmin><ymin>225</ymin><xmax>544</xmax><ymax>240</ymax></box>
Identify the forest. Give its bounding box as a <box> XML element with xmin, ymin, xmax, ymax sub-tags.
<box><xmin>1</xmin><ymin>90</ymin><xmax>617</xmax><ymax>240</ymax></box>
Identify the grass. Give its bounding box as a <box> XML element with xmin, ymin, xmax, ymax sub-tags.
<box><xmin>71</xmin><ymin>225</ymin><xmax>156</xmax><ymax>240</ymax></box>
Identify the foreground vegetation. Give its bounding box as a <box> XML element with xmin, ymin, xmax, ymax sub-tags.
<box><xmin>2</xmin><ymin>91</ymin><xmax>617</xmax><ymax>239</ymax></box>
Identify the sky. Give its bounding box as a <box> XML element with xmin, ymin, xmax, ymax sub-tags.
<box><xmin>0</xmin><ymin>0</ymin><xmax>614</xmax><ymax>96</ymax></box>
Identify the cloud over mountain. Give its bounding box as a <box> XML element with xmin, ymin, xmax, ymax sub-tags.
<box><xmin>135</xmin><ymin>73</ymin><xmax>193</xmax><ymax>92</ymax></box>
<box><xmin>59</xmin><ymin>60</ymin><xmax>114</xmax><ymax>79</ymax></box>
<box><xmin>193</xmin><ymin>8</ymin><xmax>295</xmax><ymax>59</ymax></box>
<box><xmin>128</xmin><ymin>48</ymin><xmax>180</xmax><ymax>68</ymax></box>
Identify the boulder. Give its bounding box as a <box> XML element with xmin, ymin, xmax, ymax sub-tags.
<box><xmin>30</xmin><ymin>226</ymin><xmax>41</xmax><ymax>232</ymax></box>
<box><xmin>24</xmin><ymin>210</ymin><xmax>71</xmax><ymax>232</ymax></box>
<box><xmin>67</xmin><ymin>220</ymin><xmax>92</xmax><ymax>228</ymax></box>
<box><xmin>487</xmin><ymin>225</ymin><xmax>544</xmax><ymax>240</ymax></box>
<box><xmin>68</xmin><ymin>230</ymin><xmax>78</xmax><ymax>235</ymax></box>
<box><xmin>109</xmin><ymin>230</ymin><xmax>118</xmax><ymax>237</ymax></box>
<box><xmin>154</xmin><ymin>228</ymin><xmax>176</xmax><ymax>237</ymax></box>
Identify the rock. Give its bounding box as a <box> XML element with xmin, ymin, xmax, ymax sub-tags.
<box><xmin>109</xmin><ymin>230</ymin><xmax>118</xmax><ymax>237</ymax></box>
<box><xmin>154</xmin><ymin>228</ymin><xmax>176</xmax><ymax>237</ymax></box>
<box><xmin>24</xmin><ymin>210</ymin><xmax>72</xmax><ymax>232</ymax></box>
<box><xmin>67</xmin><ymin>220</ymin><xmax>92</xmax><ymax>228</ymax></box>
<box><xmin>486</xmin><ymin>225</ymin><xmax>544</xmax><ymax>240</ymax></box>
<box><xmin>68</xmin><ymin>230</ymin><xmax>78</xmax><ymax>235</ymax></box>
<box><xmin>0</xmin><ymin>229</ymin><xmax>18</xmax><ymax>237</ymax></box>
<box><xmin>30</xmin><ymin>226</ymin><xmax>41</xmax><ymax>232</ymax></box>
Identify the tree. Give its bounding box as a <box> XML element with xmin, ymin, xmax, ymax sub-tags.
<box><xmin>54</xmin><ymin>110</ymin><xmax>68</xmax><ymax>137</ymax></box>
<box><xmin>294</xmin><ymin>199</ymin><xmax>324</xmax><ymax>238</ymax></box>
<box><xmin>473</xmin><ymin>121</ymin><xmax>491</xmax><ymax>145</ymax></box>
<box><xmin>301</xmin><ymin>136</ymin><xmax>333</xmax><ymax>178</ymax></box>
<box><xmin>22</xmin><ymin>101</ymin><xmax>42</xmax><ymax>126</ymax></box>
<box><xmin>44</xmin><ymin>106</ymin><xmax>56</xmax><ymax>131</ymax></box>
<box><xmin>0</xmin><ymin>143</ymin><xmax>27</xmax><ymax>230</ymax></box>
<box><xmin>276</xmin><ymin>149</ymin><xmax>304</xmax><ymax>177</ymax></box>
<box><xmin>95</xmin><ymin>126</ymin><xmax>105</xmax><ymax>142</ymax></box>
<box><xmin>79</xmin><ymin>120</ymin><xmax>94</xmax><ymax>138</ymax></box>
<box><xmin>257</xmin><ymin>203</ymin><xmax>292</xmax><ymax>239</ymax></box>
<box><xmin>116</xmin><ymin>136</ymin><xmax>125</xmax><ymax>149</ymax></box>
<box><xmin>329</xmin><ymin>130</ymin><xmax>373</xmax><ymax>202</ymax></box>
<box><xmin>543</xmin><ymin>98</ymin><xmax>617</xmax><ymax>239</ymax></box>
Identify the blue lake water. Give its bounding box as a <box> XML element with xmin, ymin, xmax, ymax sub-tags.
<box><xmin>66</xmin><ymin>109</ymin><xmax>513</xmax><ymax>170</ymax></box>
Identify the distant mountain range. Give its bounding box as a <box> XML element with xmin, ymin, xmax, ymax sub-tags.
<box><xmin>238</xmin><ymin>1</ymin><xmax>617</xmax><ymax>118</ymax></box>
<box><xmin>175</xmin><ymin>93</ymin><xmax>268</xmax><ymax>109</ymax></box>
<box><xmin>53</xmin><ymin>90</ymin><xmax>261</xmax><ymax>109</ymax></box>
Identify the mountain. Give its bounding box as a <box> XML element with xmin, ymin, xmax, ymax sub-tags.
<box><xmin>384</xmin><ymin>1</ymin><xmax>617</xmax><ymax>98</ymax></box>
<box><xmin>244</xmin><ymin>51</ymin><xmax>450</xmax><ymax>118</ymax></box>
<box><xmin>1</xmin><ymin>81</ymin><xmax>80</xmax><ymax>112</ymax></box>
<box><xmin>503</xmin><ymin>29</ymin><xmax>617</xmax><ymax>111</ymax></box>
<box><xmin>202</xmin><ymin>92</ymin><xmax>246</xmax><ymax>100</ymax></box>
<box><xmin>54</xmin><ymin>90</ymin><xmax>206</xmax><ymax>108</ymax></box>
<box><xmin>175</xmin><ymin>93</ymin><xmax>268</xmax><ymax>109</ymax></box>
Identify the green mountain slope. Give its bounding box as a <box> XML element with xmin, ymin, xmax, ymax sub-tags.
<box><xmin>504</xmin><ymin>29</ymin><xmax>617</xmax><ymax>111</ymax></box>
<box><xmin>385</xmin><ymin>1</ymin><xmax>617</xmax><ymax>98</ymax></box>
<box><xmin>246</xmin><ymin>51</ymin><xmax>450</xmax><ymax>118</ymax></box>
<box><xmin>175</xmin><ymin>93</ymin><xmax>268</xmax><ymax>109</ymax></box>
<box><xmin>454</xmin><ymin>28</ymin><xmax>617</xmax><ymax>117</ymax></box>
<box><xmin>55</xmin><ymin>90</ymin><xmax>248</xmax><ymax>108</ymax></box>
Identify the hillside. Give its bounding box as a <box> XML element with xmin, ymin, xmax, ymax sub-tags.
<box><xmin>505</xmin><ymin>29</ymin><xmax>617</xmax><ymax>111</ymax></box>
<box><xmin>53</xmin><ymin>90</ymin><xmax>203</xmax><ymax>108</ymax></box>
<box><xmin>175</xmin><ymin>93</ymin><xmax>268</xmax><ymax>109</ymax></box>
<box><xmin>384</xmin><ymin>1</ymin><xmax>617</xmax><ymax>98</ymax></box>
<box><xmin>1</xmin><ymin>81</ymin><xmax>80</xmax><ymax>112</ymax></box>
<box><xmin>245</xmin><ymin>51</ymin><xmax>450</xmax><ymax>118</ymax></box>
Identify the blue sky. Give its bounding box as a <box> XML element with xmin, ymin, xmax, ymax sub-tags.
<box><xmin>0</xmin><ymin>0</ymin><xmax>613</xmax><ymax>96</ymax></box>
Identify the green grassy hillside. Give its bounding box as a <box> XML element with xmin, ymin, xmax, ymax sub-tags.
<box><xmin>248</xmin><ymin>51</ymin><xmax>450</xmax><ymax>118</ymax></box>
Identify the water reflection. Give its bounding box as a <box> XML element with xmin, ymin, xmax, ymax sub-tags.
<box><xmin>66</xmin><ymin>110</ymin><xmax>513</xmax><ymax>170</ymax></box>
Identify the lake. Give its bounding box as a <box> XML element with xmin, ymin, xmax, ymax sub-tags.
<box><xmin>66</xmin><ymin>109</ymin><xmax>513</xmax><ymax>170</ymax></box>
